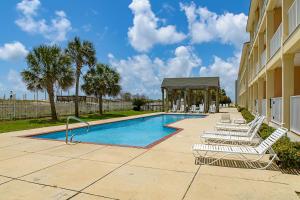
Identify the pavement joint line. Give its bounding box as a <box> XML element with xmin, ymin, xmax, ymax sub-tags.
<box><xmin>66</xmin><ymin>148</ymin><xmax>151</xmax><ymax>200</ymax></box>
<box><xmin>199</xmin><ymin>172</ymin><xmax>291</xmax><ymax>186</ymax></box>
<box><xmin>17</xmin><ymin>157</ymin><xmax>74</xmax><ymax>179</ymax></box>
<box><xmin>0</xmin><ymin>151</ymin><xmax>31</xmax><ymax>162</ymax></box>
<box><xmin>126</xmin><ymin>164</ymin><xmax>196</xmax><ymax>174</ymax></box>
<box><xmin>0</xmin><ymin>175</ymin><xmax>14</xmax><ymax>187</ymax></box>
<box><xmin>181</xmin><ymin>151</ymin><xmax>209</xmax><ymax>200</ymax></box>
<box><xmin>68</xmin><ymin>156</ymin><xmax>137</xmax><ymax>165</ymax></box>
<box><xmin>4</xmin><ymin>141</ymin><xmax>67</xmax><ymax>154</ymax></box>
<box><xmin>181</xmin><ymin>165</ymin><xmax>201</xmax><ymax>200</ymax></box>
<box><xmin>150</xmin><ymin>148</ymin><xmax>193</xmax><ymax>155</ymax></box>
<box><xmin>34</xmin><ymin>143</ymin><xmax>108</xmax><ymax>159</ymax></box>
<box><xmin>15</xmin><ymin>144</ymin><xmax>112</xmax><ymax>179</ymax></box>
<box><xmin>150</xmin><ymin>149</ymin><xmax>192</xmax><ymax>155</ymax></box>
<box><xmin>0</xmin><ymin>173</ymin><xmax>118</xmax><ymax>200</ymax></box>
<box><xmin>71</xmin><ymin>191</ymin><xmax>120</xmax><ymax>200</ymax></box>
<box><xmin>0</xmin><ymin>140</ymin><xmax>30</xmax><ymax>149</ymax></box>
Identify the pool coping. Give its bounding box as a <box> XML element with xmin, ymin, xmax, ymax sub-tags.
<box><xmin>19</xmin><ymin>113</ymin><xmax>206</xmax><ymax>149</ymax></box>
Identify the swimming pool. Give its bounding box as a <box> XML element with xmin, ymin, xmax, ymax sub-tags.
<box><xmin>29</xmin><ymin>114</ymin><xmax>203</xmax><ymax>148</ymax></box>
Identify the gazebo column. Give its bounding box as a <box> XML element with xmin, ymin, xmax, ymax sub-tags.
<box><xmin>184</xmin><ymin>89</ymin><xmax>187</xmax><ymax>112</ymax></box>
<box><xmin>188</xmin><ymin>89</ymin><xmax>192</xmax><ymax>107</ymax></box>
<box><xmin>204</xmin><ymin>89</ymin><xmax>209</xmax><ymax>113</ymax></box>
<box><xmin>161</xmin><ymin>88</ymin><xmax>165</xmax><ymax>112</ymax></box>
<box><xmin>165</xmin><ymin>88</ymin><xmax>169</xmax><ymax>112</ymax></box>
<box><xmin>216</xmin><ymin>88</ymin><xmax>220</xmax><ymax>113</ymax></box>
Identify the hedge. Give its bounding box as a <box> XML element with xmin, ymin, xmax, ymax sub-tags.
<box><xmin>238</xmin><ymin>107</ymin><xmax>300</xmax><ymax>169</ymax></box>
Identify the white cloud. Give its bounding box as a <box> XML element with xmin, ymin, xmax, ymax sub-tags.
<box><xmin>15</xmin><ymin>0</ymin><xmax>72</xmax><ymax>43</ymax></box>
<box><xmin>128</xmin><ymin>0</ymin><xmax>186</xmax><ymax>52</ymax></box>
<box><xmin>199</xmin><ymin>51</ymin><xmax>241</xmax><ymax>101</ymax></box>
<box><xmin>108</xmin><ymin>46</ymin><xmax>201</xmax><ymax>97</ymax></box>
<box><xmin>180</xmin><ymin>2</ymin><xmax>248</xmax><ymax>48</ymax></box>
<box><xmin>0</xmin><ymin>41</ymin><xmax>28</xmax><ymax>61</ymax></box>
<box><xmin>7</xmin><ymin>69</ymin><xmax>27</xmax><ymax>93</ymax></box>
<box><xmin>16</xmin><ymin>0</ymin><xmax>40</xmax><ymax>16</ymax></box>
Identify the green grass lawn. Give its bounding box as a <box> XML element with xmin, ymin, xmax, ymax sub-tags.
<box><xmin>0</xmin><ymin>110</ymin><xmax>157</xmax><ymax>133</ymax></box>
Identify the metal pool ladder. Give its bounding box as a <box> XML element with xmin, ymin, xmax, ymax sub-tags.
<box><xmin>66</xmin><ymin>116</ymin><xmax>90</xmax><ymax>144</ymax></box>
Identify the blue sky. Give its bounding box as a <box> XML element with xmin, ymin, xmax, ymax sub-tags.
<box><xmin>0</xmin><ymin>0</ymin><xmax>250</xmax><ymax>101</ymax></box>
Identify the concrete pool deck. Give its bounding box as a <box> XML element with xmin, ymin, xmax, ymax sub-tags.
<box><xmin>0</xmin><ymin>108</ymin><xmax>298</xmax><ymax>200</ymax></box>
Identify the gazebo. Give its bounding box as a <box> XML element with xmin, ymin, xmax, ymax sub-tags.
<box><xmin>161</xmin><ymin>77</ymin><xmax>220</xmax><ymax>113</ymax></box>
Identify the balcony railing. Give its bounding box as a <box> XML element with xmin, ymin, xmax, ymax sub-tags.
<box><xmin>253</xmin><ymin>0</ymin><xmax>269</xmax><ymax>42</ymax></box>
<box><xmin>288</xmin><ymin>0</ymin><xmax>300</xmax><ymax>35</ymax></box>
<box><xmin>290</xmin><ymin>95</ymin><xmax>300</xmax><ymax>135</ymax></box>
<box><xmin>270</xmin><ymin>23</ymin><xmax>282</xmax><ymax>58</ymax></box>
<box><xmin>255</xmin><ymin>62</ymin><xmax>260</xmax><ymax>75</ymax></box>
<box><xmin>271</xmin><ymin>97</ymin><xmax>282</xmax><ymax>125</ymax></box>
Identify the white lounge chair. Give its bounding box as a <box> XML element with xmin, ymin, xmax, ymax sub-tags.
<box><xmin>219</xmin><ymin>114</ymin><xmax>231</xmax><ymax>123</ymax></box>
<box><xmin>215</xmin><ymin>115</ymin><xmax>260</xmax><ymax>132</ymax></box>
<box><xmin>179</xmin><ymin>105</ymin><xmax>185</xmax><ymax>112</ymax></box>
<box><xmin>202</xmin><ymin>116</ymin><xmax>265</xmax><ymax>145</ymax></box>
<box><xmin>209</xmin><ymin>104</ymin><xmax>216</xmax><ymax>113</ymax></box>
<box><xmin>205</xmin><ymin>116</ymin><xmax>261</xmax><ymax>137</ymax></box>
<box><xmin>190</xmin><ymin>105</ymin><xmax>196</xmax><ymax>112</ymax></box>
<box><xmin>199</xmin><ymin>104</ymin><xmax>204</xmax><ymax>113</ymax></box>
<box><xmin>171</xmin><ymin>104</ymin><xmax>177</xmax><ymax>112</ymax></box>
<box><xmin>193</xmin><ymin>127</ymin><xmax>288</xmax><ymax>169</ymax></box>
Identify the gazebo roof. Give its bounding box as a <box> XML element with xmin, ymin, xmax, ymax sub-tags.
<box><xmin>161</xmin><ymin>77</ymin><xmax>220</xmax><ymax>89</ymax></box>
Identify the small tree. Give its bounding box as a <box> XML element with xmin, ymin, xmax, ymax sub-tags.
<box><xmin>120</xmin><ymin>92</ymin><xmax>132</xmax><ymax>101</ymax></box>
<box><xmin>132</xmin><ymin>95</ymin><xmax>147</xmax><ymax>111</ymax></box>
<box><xmin>22</xmin><ymin>45</ymin><xmax>74</xmax><ymax>120</ymax></box>
<box><xmin>82</xmin><ymin>63</ymin><xmax>121</xmax><ymax>114</ymax></box>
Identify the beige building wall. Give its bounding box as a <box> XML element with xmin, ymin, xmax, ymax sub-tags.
<box><xmin>237</xmin><ymin>0</ymin><xmax>300</xmax><ymax>140</ymax></box>
<box><xmin>274</xmin><ymin>68</ymin><xmax>282</xmax><ymax>97</ymax></box>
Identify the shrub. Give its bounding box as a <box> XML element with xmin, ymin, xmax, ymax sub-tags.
<box><xmin>237</xmin><ymin>106</ymin><xmax>245</xmax><ymax>112</ymax></box>
<box><xmin>238</xmin><ymin>108</ymin><xmax>300</xmax><ymax>169</ymax></box>
<box><xmin>132</xmin><ymin>97</ymin><xmax>147</xmax><ymax>111</ymax></box>
<box><xmin>273</xmin><ymin>137</ymin><xmax>300</xmax><ymax>168</ymax></box>
<box><xmin>240</xmin><ymin>108</ymin><xmax>255</xmax><ymax>123</ymax></box>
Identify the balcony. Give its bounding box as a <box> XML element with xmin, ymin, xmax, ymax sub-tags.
<box><xmin>288</xmin><ymin>0</ymin><xmax>300</xmax><ymax>35</ymax></box>
<box><xmin>290</xmin><ymin>95</ymin><xmax>300</xmax><ymax>135</ymax></box>
<box><xmin>270</xmin><ymin>23</ymin><xmax>282</xmax><ymax>58</ymax></box>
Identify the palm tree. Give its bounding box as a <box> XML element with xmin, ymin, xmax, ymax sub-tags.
<box><xmin>82</xmin><ymin>63</ymin><xmax>121</xmax><ymax>115</ymax></box>
<box><xmin>22</xmin><ymin>45</ymin><xmax>74</xmax><ymax>120</ymax></box>
<box><xmin>66</xmin><ymin>37</ymin><xmax>96</xmax><ymax>117</ymax></box>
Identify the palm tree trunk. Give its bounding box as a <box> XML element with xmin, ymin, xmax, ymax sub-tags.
<box><xmin>99</xmin><ymin>95</ymin><xmax>103</xmax><ymax>115</ymax></box>
<box><xmin>47</xmin><ymin>85</ymin><xmax>58</xmax><ymax>120</ymax></box>
<box><xmin>75</xmin><ymin>68</ymin><xmax>80</xmax><ymax>117</ymax></box>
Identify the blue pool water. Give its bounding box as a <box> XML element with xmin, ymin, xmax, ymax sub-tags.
<box><xmin>31</xmin><ymin>114</ymin><xmax>203</xmax><ymax>148</ymax></box>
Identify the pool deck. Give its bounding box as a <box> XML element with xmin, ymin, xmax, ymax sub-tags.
<box><xmin>0</xmin><ymin>108</ymin><xmax>299</xmax><ymax>200</ymax></box>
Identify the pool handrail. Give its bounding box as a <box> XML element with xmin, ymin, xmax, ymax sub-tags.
<box><xmin>66</xmin><ymin>116</ymin><xmax>90</xmax><ymax>144</ymax></box>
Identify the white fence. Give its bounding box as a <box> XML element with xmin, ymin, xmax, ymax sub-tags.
<box><xmin>288</xmin><ymin>0</ymin><xmax>300</xmax><ymax>35</ymax></box>
<box><xmin>290</xmin><ymin>95</ymin><xmax>300</xmax><ymax>135</ymax></box>
<box><xmin>0</xmin><ymin>100</ymin><xmax>133</xmax><ymax>120</ymax></box>
<box><xmin>261</xmin><ymin>99</ymin><xmax>267</xmax><ymax>117</ymax></box>
<box><xmin>270</xmin><ymin>23</ymin><xmax>282</xmax><ymax>57</ymax></box>
<box><xmin>271</xmin><ymin>97</ymin><xmax>282</xmax><ymax>124</ymax></box>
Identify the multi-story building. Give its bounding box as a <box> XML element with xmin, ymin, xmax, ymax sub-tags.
<box><xmin>237</xmin><ymin>0</ymin><xmax>300</xmax><ymax>141</ymax></box>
